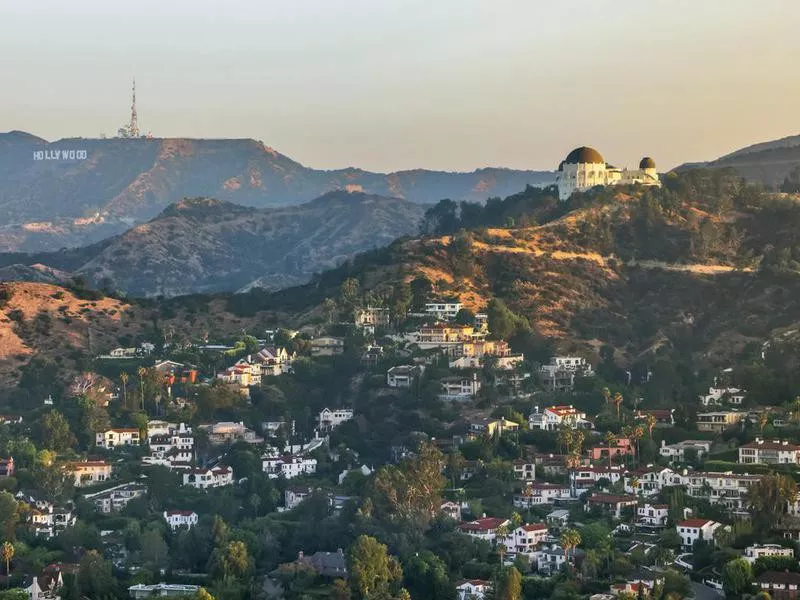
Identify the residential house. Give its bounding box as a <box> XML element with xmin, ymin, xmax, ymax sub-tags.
<box><xmin>744</xmin><ymin>544</ymin><xmax>794</xmax><ymax>564</ymax></box>
<box><xmin>199</xmin><ymin>422</ymin><xmax>263</xmax><ymax>445</ymax></box>
<box><xmin>571</xmin><ymin>466</ymin><xmax>625</xmax><ymax>493</ymax></box>
<box><xmin>440</xmin><ymin>501</ymin><xmax>462</xmax><ymax>521</ymax></box>
<box><xmin>262</xmin><ymin>417</ymin><xmax>295</xmax><ymax>437</ymax></box>
<box><xmin>129</xmin><ymin>584</ymin><xmax>200</xmax><ymax>599</ymax></box>
<box><xmin>253</xmin><ymin>346</ymin><xmax>295</xmax><ymax>376</ymax></box>
<box><xmin>83</xmin><ymin>482</ymin><xmax>147</xmax><ymax>514</ymax></box>
<box><xmin>503</xmin><ymin>524</ymin><xmax>549</xmax><ymax>555</ymax></box>
<box><xmin>310</xmin><ymin>337</ymin><xmax>345</xmax><ymax>357</ymax></box>
<box><xmin>387</xmin><ymin>365</ymin><xmax>424</xmax><ymax>388</ymax></box>
<box><xmin>153</xmin><ymin>361</ymin><xmax>198</xmax><ymax>385</ymax></box>
<box><xmin>182</xmin><ymin>466</ymin><xmax>233</xmax><ymax>489</ymax></box>
<box><xmin>456</xmin><ymin>579</ymin><xmax>490</xmax><ymax>600</ymax></box>
<box><xmin>361</xmin><ymin>345</ymin><xmax>384</xmax><ymax>367</ymax></box>
<box><xmin>144</xmin><ymin>422</ymin><xmax>194</xmax><ymax>469</ymax></box>
<box><xmin>659</xmin><ymin>440</ymin><xmax>712</xmax><ymax>462</ymax></box>
<box><xmin>676</xmin><ymin>519</ymin><xmax>721</xmax><ymax>549</ymax></box>
<box><xmin>755</xmin><ymin>571</ymin><xmax>800</xmax><ymax>600</ymax></box>
<box><xmin>682</xmin><ymin>471</ymin><xmax>761</xmax><ymax>512</ymax></box>
<box><xmin>163</xmin><ymin>510</ymin><xmax>198</xmax><ymax>530</ymax></box>
<box><xmin>295</xmin><ymin>550</ymin><xmax>348</xmax><ymax>579</ymax></box>
<box><xmin>29</xmin><ymin>505</ymin><xmax>75</xmax><ymax>538</ymax></box>
<box><xmin>585</xmin><ymin>494</ymin><xmax>638</xmax><ymax>518</ymax></box>
<box><xmin>739</xmin><ymin>438</ymin><xmax>800</xmax><ymax>465</ymax></box>
<box><xmin>67</xmin><ymin>461</ymin><xmax>112</xmax><ymax>487</ymax></box>
<box><xmin>0</xmin><ymin>416</ymin><xmax>22</xmax><ymax>425</ymax></box>
<box><xmin>262</xmin><ymin>455</ymin><xmax>318</xmax><ymax>479</ymax></box>
<box><xmin>216</xmin><ymin>360</ymin><xmax>262</xmax><ymax>391</ymax></box>
<box><xmin>696</xmin><ymin>410</ymin><xmax>745</xmax><ymax>434</ymax></box>
<box><xmin>539</xmin><ymin>357</ymin><xmax>594</xmax><ymax>391</ymax></box>
<box><xmin>425</xmin><ymin>301</ymin><xmax>463</xmax><ymax>320</ymax></box>
<box><xmin>624</xmin><ymin>466</ymin><xmax>683</xmax><ymax>495</ymax></box>
<box><xmin>534</xmin><ymin>544</ymin><xmax>583</xmax><ymax>575</ymax></box>
<box><xmin>439</xmin><ymin>374</ymin><xmax>481</xmax><ymax>401</ymax></box>
<box><xmin>699</xmin><ymin>387</ymin><xmax>746</xmax><ymax>407</ymax></box>
<box><xmin>634</xmin><ymin>409</ymin><xmax>675</xmax><ymax>427</ymax></box>
<box><xmin>338</xmin><ymin>464</ymin><xmax>373</xmax><ymax>485</ymax></box>
<box><xmin>458</xmin><ymin>517</ymin><xmax>511</xmax><ymax>542</ymax></box>
<box><xmin>95</xmin><ymin>428</ymin><xmax>140</xmax><ymax>449</ymax></box>
<box><xmin>546</xmin><ymin>509</ymin><xmax>571</xmax><ymax>529</ymax></box>
<box><xmin>317</xmin><ymin>408</ymin><xmax>354</xmax><ymax>432</ymax></box>
<box><xmin>285</xmin><ymin>487</ymin><xmax>313</xmax><ymax>510</ymax></box>
<box><xmin>533</xmin><ymin>453</ymin><xmax>573</xmax><ymax>477</ymax></box>
<box><xmin>589</xmin><ymin>438</ymin><xmax>635</xmax><ymax>462</ymax></box>
<box><xmin>512</xmin><ymin>459</ymin><xmax>536</xmax><ymax>481</ymax></box>
<box><xmin>468</xmin><ymin>418</ymin><xmax>519</xmax><ymax>439</ymax></box>
<box><xmin>529</xmin><ymin>405</ymin><xmax>591</xmax><ymax>431</ymax></box>
<box><xmin>25</xmin><ymin>570</ymin><xmax>63</xmax><ymax>600</ymax></box>
<box><xmin>0</xmin><ymin>457</ymin><xmax>14</xmax><ymax>477</ymax></box>
<box><xmin>513</xmin><ymin>482</ymin><xmax>571</xmax><ymax>508</ymax></box>
<box><xmin>355</xmin><ymin>307</ymin><xmax>390</xmax><ymax>330</ymax></box>
<box><xmin>637</xmin><ymin>503</ymin><xmax>669</xmax><ymax>527</ymax></box>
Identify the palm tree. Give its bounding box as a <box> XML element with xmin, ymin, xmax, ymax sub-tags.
<box><xmin>560</xmin><ymin>529</ymin><xmax>581</xmax><ymax>569</ymax></box>
<box><xmin>630</xmin><ymin>477</ymin><xmax>641</xmax><ymax>496</ymax></box>
<box><xmin>496</xmin><ymin>523</ymin><xmax>510</xmax><ymax>564</ymax></box>
<box><xmin>602</xmin><ymin>387</ymin><xmax>611</xmax><ymax>406</ymax></box>
<box><xmin>1</xmin><ymin>542</ymin><xmax>13</xmax><ymax>588</ymax></box>
<box><xmin>613</xmin><ymin>392</ymin><xmax>624</xmax><ymax>420</ymax></box>
<box><xmin>646</xmin><ymin>414</ymin><xmax>657</xmax><ymax>440</ymax></box>
<box><xmin>571</xmin><ymin>429</ymin><xmax>586</xmax><ymax>455</ymax></box>
<box><xmin>633</xmin><ymin>425</ymin><xmax>645</xmax><ymax>465</ymax></box>
<box><xmin>137</xmin><ymin>366</ymin><xmax>147</xmax><ymax>410</ymax></box>
<box><xmin>604</xmin><ymin>431</ymin><xmax>617</xmax><ymax>468</ymax></box>
<box><xmin>557</xmin><ymin>425</ymin><xmax>573</xmax><ymax>456</ymax></box>
<box><xmin>120</xmin><ymin>371</ymin><xmax>129</xmax><ymax>407</ymax></box>
<box><xmin>759</xmin><ymin>412</ymin><xmax>769</xmax><ymax>434</ymax></box>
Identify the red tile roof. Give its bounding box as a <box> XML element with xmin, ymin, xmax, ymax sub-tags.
<box><xmin>678</xmin><ymin>518</ymin><xmax>715</xmax><ymax>528</ymax></box>
<box><xmin>588</xmin><ymin>493</ymin><xmax>638</xmax><ymax>504</ymax></box>
<box><xmin>459</xmin><ymin>517</ymin><xmax>508</xmax><ymax>532</ymax></box>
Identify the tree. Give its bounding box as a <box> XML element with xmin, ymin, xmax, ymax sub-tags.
<box><xmin>39</xmin><ymin>410</ymin><xmax>76</xmax><ymax>452</ymax></box>
<box><xmin>487</xmin><ymin>299</ymin><xmax>523</xmax><ymax>341</ymax></box>
<box><xmin>339</xmin><ymin>278</ymin><xmax>362</xmax><ymax>313</ymax></box>
<box><xmin>722</xmin><ymin>558</ymin><xmax>753</xmax><ymax>597</ymax></box>
<box><xmin>77</xmin><ymin>550</ymin><xmax>115</xmax><ymax>599</ymax></box>
<box><xmin>0</xmin><ymin>495</ymin><xmax>18</xmax><ymax>542</ymax></box>
<box><xmin>646</xmin><ymin>414</ymin><xmax>657</xmax><ymax>440</ymax></box>
<box><xmin>139</xmin><ymin>529</ymin><xmax>169</xmax><ymax>570</ymax></box>
<box><xmin>331</xmin><ymin>579</ymin><xmax>352</xmax><ymax>600</ymax></box>
<box><xmin>613</xmin><ymin>393</ymin><xmax>624</xmax><ymax>420</ymax></box>
<box><xmin>348</xmin><ymin>535</ymin><xmax>402</xmax><ymax>600</ymax></box>
<box><xmin>120</xmin><ymin>372</ymin><xmax>129</xmax><ymax>407</ymax></box>
<box><xmin>403</xmin><ymin>551</ymin><xmax>455</xmax><ymax>600</ymax></box>
<box><xmin>137</xmin><ymin>366</ymin><xmax>147</xmax><ymax>410</ymax></box>
<box><xmin>0</xmin><ymin>543</ymin><xmax>12</xmax><ymax>587</ymax></box>
<box><xmin>746</xmin><ymin>473</ymin><xmax>797</xmax><ymax>527</ymax></box>
<box><xmin>604</xmin><ymin>431</ymin><xmax>617</xmax><ymax>468</ymax></box>
<box><xmin>453</xmin><ymin>308</ymin><xmax>476</xmax><ymax>326</ymax></box>
<box><xmin>495</xmin><ymin>566</ymin><xmax>522</xmax><ymax>600</ymax></box>
<box><xmin>560</xmin><ymin>529</ymin><xmax>581</xmax><ymax>568</ymax></box>
<box><xmin>759</xmin><ymin>412</ymin><xmax>769</xmax><ymax>434</ymax></box>
<box><xmin>210</xmin><ymin>541</ymin><xmax>251</xmax><ymax>581</ymax></box>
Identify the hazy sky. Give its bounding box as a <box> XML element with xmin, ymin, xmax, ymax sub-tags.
<box><xmin>2</xmin><ymin>0</ymin><xmax>798</xmax><ymax>172</ymax></box>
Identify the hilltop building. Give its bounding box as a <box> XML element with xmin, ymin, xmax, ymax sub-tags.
<box><xmin>556</xmin><ymin>147</ymin><xmax>660</xmax><ymax>201</ymax></box>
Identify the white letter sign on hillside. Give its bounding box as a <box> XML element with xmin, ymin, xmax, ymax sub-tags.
<box><xmin>33</xmin><ymin>149</ymin><xmax>88</xmax><ymax>161</ymax></box>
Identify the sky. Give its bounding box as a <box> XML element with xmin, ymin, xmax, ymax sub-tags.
<box><xmin>1</xmin><ymin>0</ymin><xmax>799</xmax><ymax>173</ymax></box>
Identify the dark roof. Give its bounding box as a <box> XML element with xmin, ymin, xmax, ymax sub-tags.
<box><xmin>639</xmin><ymin>156</ymin><xmax>656</xmax><ymax>169</ymax></box>
<box><xmin>564</xmin><ymin>146</ymin><xmax>604</xmax><ymax>165</ymax></box>
<box><xmin>303</xmin><ymin>551</ymin><xmax>347</xmax><ymax>578</ymax></box>
<box><xmin>757</xmin><ymin>571</ymin><xmax>800</xmax><ymax>585</ymax></box>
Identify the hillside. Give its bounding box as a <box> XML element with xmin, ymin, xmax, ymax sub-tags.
<box><xmin>0</xmin><ymin>132</ymin><xmax>553</xmax><ymax>251</ymax></box>
<box><xmin>680</xmin><ymin>133</ymin><xmax>800</xmax><ymax>188</ymax></box>
<box><xmin>0</xmin><ymin>190</ymin><xmax>426</xmax><ymax>297</ymax></box>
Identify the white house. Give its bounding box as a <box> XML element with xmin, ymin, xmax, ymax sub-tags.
<box><xmin>262</xmin><ymin>455</ymin><xmax>318</xmax><ymax>479</ymax></box>
<box><xmin>637</xmin><ymin>503</ymin><xmax>669</xmax><ymax>527</ymax></box>
<box><xmin>681</xmin><ymin>471</ymin><xmax>761</xmax><ymax>512</ymax></box>
<box><xmin>199</xmin><ymin>421</ymin><xmax>263</xmax><ymax>445</ymax></box>
<box><xmin>95</xmin><ymin>428</ymin><xmax>140</xmax><ymax>448</ymax></box>
<box><xmin>513</xmin><ymin>483</ymin><xmax>571</xmax><ymax>508</ymax></box>
<box><xmin>163</xmin><ymin>510</ymin><xmax>199</xmax><ymax>530</ymax></box>
<box><xmin>539</xmin><ymin>357</ymin><xmax>594</xmax><ymax>391</ymax></box>
<box><xmin>26</xmin><ymin>570</ymin><xmax>63</xmax><ymax>600</ymax></box>
<box><xmin>503</xmin><ymin>524</ymin><xmax>549</xmax><ymax>555</ymax></box>
<box><xmin>699</xmin><ymin>386</ymin><xmax>746</xmax><ymax>407</ymax></box>
<box><xmin>456</xmin><ymin>579</ymin><xmax>490</xmax><ymax>600</ymax></box>
<box><xmin>440</xmin><ymin>501</ymin><xmax>462</xmax><ymax>521</ymax></box>
<box><xmin>744</xmin><ymin>544</ymin><xmax>794</xmax><ymax>564</ymax></box>
<box><xmin>534</xmin><ymin>545</ymin><xmax>574</xmax><ymax>575</ymax></box>
<box><xmin>439</xmin><ymin>374</ymin><xmax>481</xmax><ymax>401</ymax></box>
<box><xmin>386</xmin><ymin>365</ymin><xmax>424</xmax><ymax>388</ymax></box>
<box><xmin>182</xmin><ymin>466</ymin><xmax>233</xmax><ymax>489</ymax></box>
<box><xmin>317</xmin><ymin>408</ymin><xmax>354</xmax><ymax>432</ymax></box>
<box><xmin>624</xmin><ymin>467</ymin><xmax>683</xmax><ymax>495</ymax></box>
<box><xmin>458</xmin><ymin>517</ymin><xmax>510</xmax><ymax>542</ymax></box>
<box><xmin>425</xmin><ymin>301</ymin><xmax>463</xmax><ymax>320</ymax></box>
<box><xmin>676</xmin><ymin>519</ymin><xmax>721</xmax><ymax>549</ymax></box>
<box><xmin>529</xmin><ymin>405</ymin><xmax>591</xmax><ymax>431</ymax></box>
<box><xmin>285</xmin><ymin>487</ymin><xmax>313</xmax><ymax>510</ymax></box>
<box><xmin>128</xmin><ymin>584</ymin><xmax>200</xmax><ymax>600</ymax></box>
<box><xmin>659</xmin><ymin>440</ymin><xmax>712</xmax><ymax>462</ymax></box>
<box><xmin>83</xmin><ymin>482</ymin><xmax>147</xmax><ymax>514</ymax></box>
<box><xmin>68</xmin><ymin>461</ymin><xmax>112</xmax><ymax>487</ymax></box>
<box><xmin>512</xmin><ymin>459</ymin><xmax>536</xmax><ymax>481</ymax></box>
<box><xmin>739</xmin><ymin>438</ymin><xmax>800</xmax><ymax>465</ymax></box>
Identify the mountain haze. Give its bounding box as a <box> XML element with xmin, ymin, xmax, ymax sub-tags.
<box><xmin>0</xmin><ymin>132</ymin><xmax>553</xmax><ymax>251</ymax></box>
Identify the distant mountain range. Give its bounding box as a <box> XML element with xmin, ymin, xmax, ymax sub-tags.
<box><xmin>0</xmin><ymin>131</ymin><xmax>553</xmax><ymax>251</ymax></box>
<box><xmin>0</xmin><ymin>191</ymin><xmax>426</xmax><ymax>297</ymax></box>
<box><xmin>678</xmin><ymin>133</ymin><xmax>800</xmax><ymax>186</ymax></box>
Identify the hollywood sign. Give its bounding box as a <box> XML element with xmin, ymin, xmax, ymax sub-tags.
<box><xmin>33</xmin><ymin>149</ymin><xmax>88</xmax><ymax>161</ymax></box>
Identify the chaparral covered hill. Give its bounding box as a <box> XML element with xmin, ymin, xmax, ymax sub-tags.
<box><xmin>0</xmin><ymin>131</ymin><xmax>553</xmax><ymax>251</ymax></box>
<box><xmin>0</xmin><ymin>190</ymin><xmax>427</xmax><ymax>297</ymax></box>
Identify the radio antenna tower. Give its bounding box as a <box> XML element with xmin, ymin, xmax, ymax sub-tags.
<box><xmin>129</xmin><ymin>78</ymin><xmax>140</xmax><ymax>138</ymax></box>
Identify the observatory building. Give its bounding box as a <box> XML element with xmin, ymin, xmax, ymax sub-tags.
<box><xmin>556</xmin><ymin>146</ymin><xmax>660</xmax><ymax>201</ymax></box>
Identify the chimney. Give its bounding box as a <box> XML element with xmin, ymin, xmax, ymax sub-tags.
<box><xmin>337</xmin><ymin>548</ymin><xmax>344</xmax><ymax>556</ymax></box>
<box><xmin>298</xmin><ymin>551</ymin><xmax>304</xmax><ymax>559</ymax></box>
